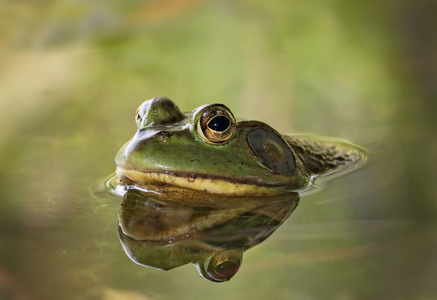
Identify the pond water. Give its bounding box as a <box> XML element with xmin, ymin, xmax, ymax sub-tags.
<box><xmin>0</xmin><ymin>1</ymin><xmax>436</xmax><ymax>299</ymax></box>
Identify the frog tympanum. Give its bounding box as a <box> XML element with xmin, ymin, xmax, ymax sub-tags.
<box><xmin>110</xmin><ymin>97</ymin><xmax>367</xmax><ymax>282</ymax></box>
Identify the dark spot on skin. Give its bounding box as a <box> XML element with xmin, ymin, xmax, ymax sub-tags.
<box><xmin>314</xmin><ymin>153</ymin><xmax>324</xmax><ymax>160</ymax></box>
<box><xmin>156</xmin><ymin>131</ymin><xmax>173</xmax><ymax>138</ymax></box>
<box><xmin>168</xmin><ymin>116</ymin><xmax>181</xmax><ymax>123</ymax></box>
<box><xmin>187</xmin><ymin>174</ymin><xmax>197</xmax><ymax>182</ymax></box>
<box><xmin>153</xmin><ymin>131</ymin><xmax>173</xmax><ymax>143</ymax></box>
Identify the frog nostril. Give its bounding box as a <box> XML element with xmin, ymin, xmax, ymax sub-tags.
<box><xmin>154</xmin><ymin>131</ymin><xmax>173</xmax><ymax>142</ymax></box>
<box><xmin>157</xmin><ymin>131</ymin><xmax>173</xmax><ymax>137</ymax></box>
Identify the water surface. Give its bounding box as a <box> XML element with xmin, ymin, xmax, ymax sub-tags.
<box><xmin>0</xmin><ymin>1</ymin><xmax>436</xmax><ymax>299</ymax></box>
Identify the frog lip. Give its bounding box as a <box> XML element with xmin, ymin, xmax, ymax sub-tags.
<box><xmin>115</xmin><ymin>167</ymin><xmax>291</xmax><ymax>195</ymax></box>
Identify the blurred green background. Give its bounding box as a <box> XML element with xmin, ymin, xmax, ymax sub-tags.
<box><xmin>0</xmin><ymin>0</ymin><xmax>436</xmax><ymax>299</ymax></box>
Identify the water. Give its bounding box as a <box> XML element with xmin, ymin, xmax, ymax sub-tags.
<box><xmin>0</xmin><ymin>1</ymin><xmax>436</xmax><ymax>299</ymax></box>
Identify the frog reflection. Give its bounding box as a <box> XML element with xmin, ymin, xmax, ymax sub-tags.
<box><xmin>118</xmin><ymin>189</ymin><xmax>299</xmax><ymax>282</ymax></box>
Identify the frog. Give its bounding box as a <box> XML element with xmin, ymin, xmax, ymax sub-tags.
<box><xmin>115</xmin><ymin>97</ymin><xmax>366</xmax><ymax>196</ymax></box>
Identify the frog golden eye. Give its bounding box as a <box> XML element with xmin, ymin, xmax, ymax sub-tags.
<box><xmin>135</xmin><ymin>106</ymin><xmax>142</xmax><ymax>128</ymax></box>
<box><xmin>196</xmin><ymin>249</ymin><xmax>242</xmax><ymax>282</ymax></box>
<box><xmin>196</xmin><ymin>105</ymin><xmax>236</xmax><ymax>144</ymax></box>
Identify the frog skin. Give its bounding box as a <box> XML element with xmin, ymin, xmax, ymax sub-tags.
<box><xmin>115</xmin><ymin>97</ymin><xmax>366</xmax><ymax>196</ymax></box>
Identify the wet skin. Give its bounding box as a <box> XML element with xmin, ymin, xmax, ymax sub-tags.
<box><xmin>115</xmin><ymin>97</ymin><xmax>366</xmax><ymax>196</ymax></box>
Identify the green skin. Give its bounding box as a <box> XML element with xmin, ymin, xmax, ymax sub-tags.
<box><xmin>115</xmin><ymin>97</ymin><xmax>366</xmax><ymax>196</ymax></box>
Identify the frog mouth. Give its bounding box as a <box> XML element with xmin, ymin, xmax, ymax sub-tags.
<box><xmin>115</xmin><ymin>167</ymin><xmax>285</xmax><ymax>196</ymax></box>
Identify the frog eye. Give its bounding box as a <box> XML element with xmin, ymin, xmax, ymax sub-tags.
<box><xmin>135</xmin><ymin>101</ymin><xmax>151</xmax><ymax>128</ymax></box>
<box><xmin>196</xmin><ymin>249</ymin><xmax>242</xmax><ymax>282</ymax></box>
<box><xmin>196</xmin><ymin>105</ymin><xmax>236</xmax><ymax>144</ymax></box>
<box><xmin>135</xmin><ymin>97</ymin><xmax>185</xmax><ymax>129</ymax></box>
<box><xmin>135</xmin><ymin>105</ymin><xmax>143</xmax><ymax>128</ymax></box>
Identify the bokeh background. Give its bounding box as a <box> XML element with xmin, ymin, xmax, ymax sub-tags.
<box><xmin>0</xmin><ymin>0</ymin><xmax>436</xmax><ymax>299</ymax></box>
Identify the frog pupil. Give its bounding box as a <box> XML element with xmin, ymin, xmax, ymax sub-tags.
<box><xmin>208</xmin><ymin>116</ymin><xmax>230</xmax><ymax>132</ymax></box>
<box><xmin>213</xmin><ymin>261</ymin><xmax>239</xmax><ymax>278</ymax></box>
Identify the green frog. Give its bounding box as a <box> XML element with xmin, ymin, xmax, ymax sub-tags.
<box><xmin>115</xmin><ymin>97</ymin><xmax>366</xmax><ymax>196</ymax></box>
